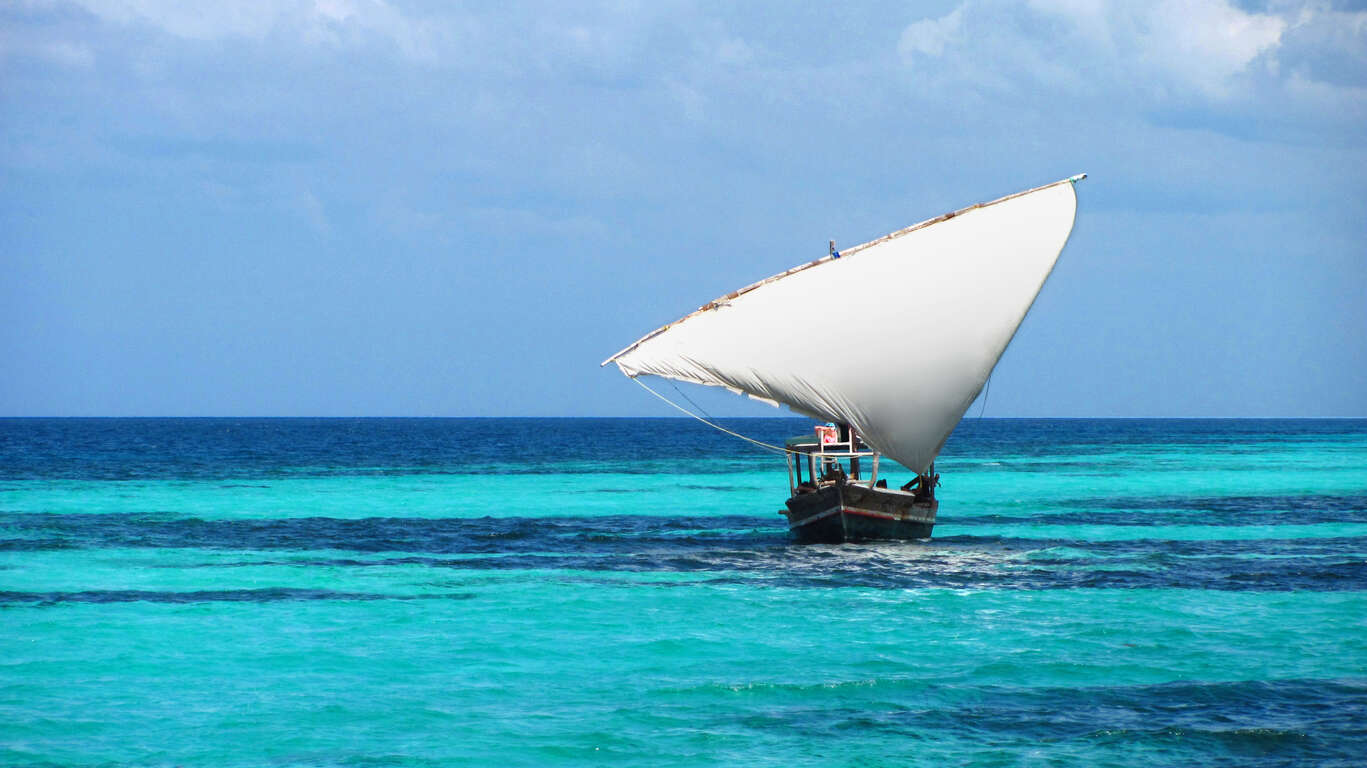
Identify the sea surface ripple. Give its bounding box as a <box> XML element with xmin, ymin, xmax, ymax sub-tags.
<box><xmin>1</xmin><ymin>418</ymin><xmax>1364</xmax><ymax>766</ymax></box>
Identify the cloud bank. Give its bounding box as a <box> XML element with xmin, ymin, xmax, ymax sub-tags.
<box><xmin>2</xmin><ymin>1</ymin><xmax>1364</xmax><ymax>416</ymax></box>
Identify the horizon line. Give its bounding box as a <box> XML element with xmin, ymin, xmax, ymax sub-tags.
<box><xmin>3</xmin><ymin>415</ymin><xmax>1366</xmax><ymax>421</ymax></box>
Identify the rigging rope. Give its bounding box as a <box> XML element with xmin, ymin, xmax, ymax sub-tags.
<box><xmin>670</xmin><ymin>380</ymin><xmax>715</xmax><ymax>423</ymax></box>
<box><xmin>629</xmin><ymin>376</ymin><xmax>803</xmax><ymax>456</ymax></box>
<box><xmin>976</xmin><ymin>373</ymin><xmax>992</xmax><ymax>420</ymax></box>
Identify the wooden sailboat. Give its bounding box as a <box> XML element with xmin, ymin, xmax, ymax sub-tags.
<box><xmin>780</xmin><ymin>425</ymin><xmax>938</xmax><ymax>542</ymax></box>
<box><xmin>604</xmin><ymin>175</ymin><xmax>1085</xmax><ymax>542</ymax></box>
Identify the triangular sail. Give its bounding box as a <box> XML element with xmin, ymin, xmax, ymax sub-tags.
<box><xmin>604</xmin><ymin>176</ymin><xmax>1082</xmax><ymax>472</ymax></box>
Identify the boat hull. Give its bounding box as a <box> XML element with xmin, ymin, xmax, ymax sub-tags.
<box><xmin>783</xmin><ymin>483</ymin><xmax>936</xmax><ymax>543</ymax></box>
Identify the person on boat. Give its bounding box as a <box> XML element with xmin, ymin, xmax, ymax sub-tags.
<box><xmin>902</xmin><ymin>472</ymin><xmax>939</xmax><ymax>502</ymax></box>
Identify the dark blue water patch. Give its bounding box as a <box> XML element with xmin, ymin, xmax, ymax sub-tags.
<box><xmin>0</xmin><ymin>513</ymin><xmax>788</xmax><ymax>553</ymax></box>
<box><xmin>1041</xmin><ymin>536</ymin><xmax>1367</xmax><ymax>558</ymax></box>
<box><xmin>5</xmin><ymin>513</ymin><xmax>1365</xmax><ymax>592</ymax></box>
<box><xmin>0</xmin><ymin>418</ymin><xmax>803</xmax><ymax>481</ymax></box>
<box><xmin>0</xmin><ymin>588</ymin><xmax>477</xmax><ymax>605</ymax></box>
<box><xmin>721</xmin><ymin>678</ymin><xmax>1367</xmax><ymax>767</ymax></box>
<box><xmin>0</xmin><ymin>537</ymin><xmax>79</xmax><ymax>551</ymax></box>
<box><xmin>4</xmin><ymin>418</ymin><xmax>1365</xmax><ymax>481</ymax></box>
<box><xmin>943</xmin><ymin>418</ymin><xmax>1367</xmax><ymax>460</ymax></box>
<box><xmin>953</xmin><ymin>493</ymin><xmax>1367</xmax><ymax>527</ymax></box>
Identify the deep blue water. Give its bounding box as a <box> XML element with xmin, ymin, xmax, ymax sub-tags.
<box><xmin>2</xmin><ymin>418</ymin><xmax>1365</xmax><ymax>766</ymax></box>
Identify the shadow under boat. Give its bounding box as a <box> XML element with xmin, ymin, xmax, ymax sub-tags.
<box><xmin>782</xmin><ymin>425</ymin><xmax>937</xmax><ymax>543</ymax></box>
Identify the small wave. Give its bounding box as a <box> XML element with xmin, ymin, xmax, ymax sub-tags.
<box><xmin>0</xmin><ymin>588</ymin><xmax>477</xmax><ymax>605</ymax></box>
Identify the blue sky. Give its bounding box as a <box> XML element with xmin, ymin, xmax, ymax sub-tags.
<box><xmin>2</xmin><ymin>0</ymin><xmax>1364</xmax><ymax>417</ymax></box>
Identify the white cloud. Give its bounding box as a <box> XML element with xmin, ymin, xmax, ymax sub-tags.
<box><xmin>1118</xmin><ymin>0</ymin><xmax>1285</xmax><ymax>96</ymax></box>
<box><xmin>62</xmin><ymin>0</ymin><xmax>436</xmax><ymax>59</ymax></box>
<box><xmin>715</xmin><ymin>37</ymin><xmax>754</xmax><ymax>67</ymax></box>
<box><xmin>2</xmin><ymin>37</ymin><xmax>96</xmax><ymax>68</ymax></box>
<box><xmin>290</xmin><ymin>188</ymin><xmax>329</xmax><ymax>234</ymax></box>
<box><xmin>905</xmin><ymin>0</ymin><xmax>1289</xmax><ymax>98</ymax></box>
<box><xmin>71</xmin><ymin>0</ymin><xmax>289</xmax><ymax>40</ymax></box>
<box><xmin>899</xmin><ymin>6</ymin><xmax>963</xmax><ymax>59</ymax></box>
<box><xmin>1276</xmin><ymin>3</ymin><xmax>1367</xmax><ymax>87</ymax></box>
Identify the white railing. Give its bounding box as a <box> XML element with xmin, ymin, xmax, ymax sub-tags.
<box><xmin>785</xmin><ymin>445</ymin><xmax>882</xmax><ymax>495</ymax></box>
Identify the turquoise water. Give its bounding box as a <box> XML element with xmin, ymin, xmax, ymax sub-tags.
<box><xmin>2</xmin><ymin>418</ymin><xmax>1365</xmax><ymax>766</ymax></box>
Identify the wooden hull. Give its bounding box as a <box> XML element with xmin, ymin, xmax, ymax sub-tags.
<box><xmin>783</xmin><ymin>484</ymin><xmax>936</xmax><ymax>543</ymax></box>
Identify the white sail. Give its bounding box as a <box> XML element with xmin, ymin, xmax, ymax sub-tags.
<box><xmin>604</xmin><ymin>176</ymin><xmax>1083</xmax><ymax>473</ymax></box>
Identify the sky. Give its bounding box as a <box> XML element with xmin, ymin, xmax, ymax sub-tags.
<box><xmin>2</xmin><ymin>0</ymin><xmax>1364</xmax><ymax>417</ymax></box>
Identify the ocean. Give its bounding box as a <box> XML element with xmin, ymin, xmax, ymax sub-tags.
<box><xmin>2</xmin><ymin>417</ymin><xmax>1364</xmax><ymax>766</ymax></box>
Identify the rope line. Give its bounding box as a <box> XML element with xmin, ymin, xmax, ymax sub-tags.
<box><xmin>977</xmin><ymin>374</ymin><xmax>992</xmax><ymax>420</ymax></box>
<box><xmin>629</xmin><ymin>377</ymin><xmax>803</xmax><ymax>455</ymax></box>
<box><xmin>670</xmin><ymin>381</ymin><xmax>715</xmax><ymax>423</ymax></box>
